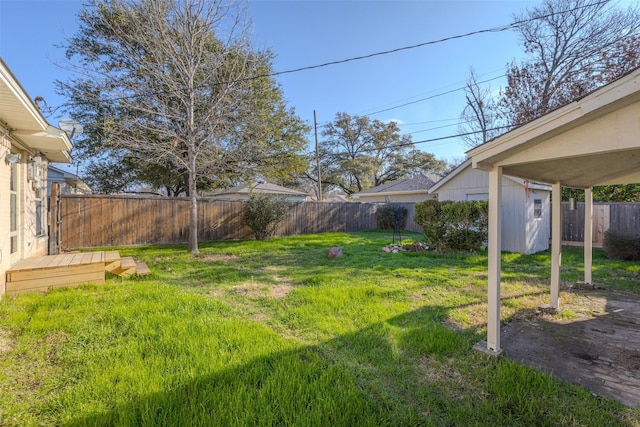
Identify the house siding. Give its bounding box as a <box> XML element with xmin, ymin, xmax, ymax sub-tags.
<box><xmin>0</xmin><ymin>130</ymin><xmax>10</xmax><ymax>297</ymax></box>
<box><xmin>354</xmin><ymin>193</ymin><xmax>436</xmax><ymax>203</ymax></box>
<box><xmin>1</xmin><ymin>130</ymin><xmax>50</xmax><ymax>298</ymax></box>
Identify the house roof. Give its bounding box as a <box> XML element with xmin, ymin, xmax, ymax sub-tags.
<box><xmin>0</xmin><ymin>58</ymin><xmax>72</xmax><ymax>163</ymax></box>
<box><xmin>468</xmin><ymin>67</ymin><xmax>640</xmax><ymax>188</ymax></box>
<box><xmin>429</xmin><ymin>159</ymin><xmax>551</xmax><ymax>194</ymax></box>
<box><xmin>211</xmin><ymin>182</ymin><xmax>309</xmax><ymax>197</ymax></box>
<box><xmin>353</xmin><ymin>173</ymin><xmax>441</xmax><ymax>197</ymax></box>
<box><xmin>48</xmin><ymin>164</ymin><xmax>92</xmax><ymax>193</ymax></box>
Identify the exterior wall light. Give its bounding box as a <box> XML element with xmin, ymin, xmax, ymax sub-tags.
<box><xmin>5</xmin><ymin>152</ymin><xmax>21</xmax><ymax>164</ymax></box>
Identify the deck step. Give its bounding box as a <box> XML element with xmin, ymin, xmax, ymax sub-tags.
<box><xmin>6</xmin><ymin>251</ymin><xmax>152</xmax><ymax>294</ymax></box>
<box><xmin>136</xmin><ymin>262</ymin><xmax>152</xmax><ymax>276</ymax></box>
<box><xmin>111</xmin><ymin>256</ymin><xmax>137</xmax><ymax>277</ymax></box>
<box><xmin>104</xmin><ymin>250</ymin><xmax>121</xmax><ymax>272</ymax></box>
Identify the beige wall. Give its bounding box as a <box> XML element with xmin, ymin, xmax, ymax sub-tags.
<box><xmin>0</xmin><ymin>131</ymin><xmax>10</xmax><ymax>297</ymax></box>
<box><xmin>0</xmin><ymin>129</ymin><xmax>50</xmax><ymax>298</ymax></box>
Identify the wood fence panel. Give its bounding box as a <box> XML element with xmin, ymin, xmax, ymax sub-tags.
<box><xmin>61</xmin><ymin>196</ymin><xmax>392</xmax><ymax>249</ymax></box>
<box><xmin>61</xmin><ymin>196</ymin><xmax>640</xmax><ymax>250</ymax></box>
<box><xmin>609</xmin><ymin>203</ymin><xmax>640</xmax><ymax>235</ymax></box>
<box><xmin>561</xmin><ymin>202</ymin><xmax>637</xmax><ymax>244</ymax></box>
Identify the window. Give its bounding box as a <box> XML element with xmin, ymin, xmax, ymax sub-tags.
<box><xmin>534</xmin><ymin>199</ymin><xmax>542</xmax><ymax>219</ymax></box>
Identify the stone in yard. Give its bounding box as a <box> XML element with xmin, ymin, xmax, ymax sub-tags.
<box><xmin>404</xmin><ymin>242</ymin><xmax>428</xmax><ymax>252</ymax></box>
<box><xmin>326</xmin><ymin>247</ymin><xmax>343</xmax><ymax>259</ymax></box>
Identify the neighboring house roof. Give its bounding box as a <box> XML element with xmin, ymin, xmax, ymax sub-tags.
<box><xmin>47</xmin><ymin>165</ymin><xmax>92</xmax><ymax>194</ymax></box>
<box><xmin>0</xmin><ymin>58</ymin><xmax>72</xmax><ymax>163</ymax></box>
<box><xmin>429</xmin><ymin>159</ymin><xmax>551</xmax><ymax>194</ymax></box>
<box><xmin>352</xmin><ymin>173</ymin><xmax>441</xmax><ymax>197</ymax></box>
<box><xmin>324</xmin><ymin>194</ymin><xmax>349</xmax><ymax>203</ymax></box>
<box><xmin>209</xmin><ymin>182</ymin><xmax>309</xmax><ymax>198</ymax></box>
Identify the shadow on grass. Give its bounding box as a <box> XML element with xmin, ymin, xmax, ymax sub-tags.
<box><xmin>65</xmin><ymin>303</ymin><xmax>633</xmax><ymax>427</ymax></box>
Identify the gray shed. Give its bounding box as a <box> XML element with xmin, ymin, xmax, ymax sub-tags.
<box><xmin>429</xmin><ymin>159</ymin><xmax>551</xmax><ymax>254</ymax></box>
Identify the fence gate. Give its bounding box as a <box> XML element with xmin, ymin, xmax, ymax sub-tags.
<box><xmin>48</xmin><ymin>182</ymin><xmax>62</xmax><ymax>255</ymax></box>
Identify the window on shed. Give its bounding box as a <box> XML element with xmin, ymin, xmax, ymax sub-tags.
<box><xmin>534</xmin><ymin>199</ymin><xmax>542</xmax><ymax>219</ymax></box>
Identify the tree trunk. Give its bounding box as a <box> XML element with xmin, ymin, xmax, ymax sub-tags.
<box><xmin>188</xmin><ymin>151</ymin><xmax>199</xmax><ymax>254</ymax></box>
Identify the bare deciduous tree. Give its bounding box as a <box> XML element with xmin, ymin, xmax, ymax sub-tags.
<box><xmin>458</xmin><ymin>68</ymin><xmax>503</xmax><ymax>149</ymax></box>
<box><xmin>501</xmin><ymin>0</ymin><xmax>640</xmax><ymax>125</ymax></box>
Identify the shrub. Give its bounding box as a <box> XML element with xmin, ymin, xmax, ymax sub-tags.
<box><xmin>414</xmin><ymin>199</ymin><xmax>488</xmax><ymax>252</ymax></box>
<box><xmin>603</xmin><ymin>230</ymin><xmax>640</xmax><ymax>261</ymax></box>
<box><xmin>376</xmin><ymin>204</ymin><xmax>408</xmax><ymax>230</ymax></box>
<box><xmin>242</xmin><ymin>194</ymin><xmax>294</xmax><ymax>240</ymax></box>
<box><xmin>414</xmin><ymin>200</ymin><xmax>447</xmax><ymax>251</ymax></box>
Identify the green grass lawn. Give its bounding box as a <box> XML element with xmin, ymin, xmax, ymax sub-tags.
<box><xmin>1</xmin><ymin>231</ymin><xmax>639</xmax><ymax>426</ymax></box>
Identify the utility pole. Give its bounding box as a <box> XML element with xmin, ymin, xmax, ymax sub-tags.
<box><xmin>314</xmin><ymin>110</ymin><xmax>323</xmax><ymax>201</ymax></box>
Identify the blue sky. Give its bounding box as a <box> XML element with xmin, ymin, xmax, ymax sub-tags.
<box><xmin>1</xmin><ymin>0</ymin><xmax>538</xmax><ymax>172</ymax></box>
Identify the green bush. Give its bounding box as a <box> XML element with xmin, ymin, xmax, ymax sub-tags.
<box><xmin>376</xmin><ymin>204</ymin><xmax>408</xmax><ymax>230</ymax></box>
<box><xmin>603</xmin><ymin>230</ymin><xmax>640</xmax><ymax>261</ymax></box>
<box><xmin>414</xmin><ymin>199</ymin><xmax>488</xmax><ymax>252</ymax></box>
<box><xmin>242</xmin><ymin>194</ymin><xmax>294</xmax><ymax>240</ymax></box>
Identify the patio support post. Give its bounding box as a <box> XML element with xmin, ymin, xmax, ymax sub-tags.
<box><xmin>584</xmin><ymin>187</ymin><xmax>593</xmax><ymax>285</ymax></box>
<box><xmin>486</xmin><ymin>166</ymin><xmax>503</xmax><ymax>353</ymax></box>
<box><xmin>550</xmin><ymin>182</ymin><xmax>562</xmax><ymax>309</ymax></box>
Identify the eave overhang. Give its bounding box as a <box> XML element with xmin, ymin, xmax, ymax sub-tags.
<box><xmin>0</xmin><ymin>58</ymin><xmax>72</xmax><ymax>163</ymax></box>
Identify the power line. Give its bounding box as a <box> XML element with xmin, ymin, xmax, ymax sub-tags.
<box><xmin>267</xmin><ymin>26</ymin><xmax>513</xmax><ymax>78</ymax></box>
<box><xmin>364</xmin><ymin>75</ymin><xmax>504</xmax><ymax>116</ymax></box>
<box><xmin>392</xmin><ymin>117</ymin><xmax>460</xmax><ymax>126</ymax></box>
<box><xmin>259</xmin><ymin>0</ymin><xmax>608</xmax><ymax>80</ymax></box>
<box><xmin>322</xmin><ymin>124</ymin><xmax>520</xmax><ymax>158</ymax></box>
<box><xmin>54</xmin><ymin>0</ymin><xmax>611</xmax><ymax>119</ymax></box>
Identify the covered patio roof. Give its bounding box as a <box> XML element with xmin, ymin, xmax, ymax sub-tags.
<box><xmin>470</xmin><ymin>68</ymin><xmax>640</xmax><ymax>188</ymax></box>
<box><xmin>467</xmin><ymin>67</ymin><xmax>640</xmax><ymax>355</ymax></box>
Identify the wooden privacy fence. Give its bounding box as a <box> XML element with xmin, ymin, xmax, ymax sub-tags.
<box><xmin>60</xmin><ymin>195</ymin><xmax>639</xmax><ymax>250</ymax></box>
<box><xmin>561</xmin><ymin>202</ymin><xmax>640</xmax><ymax>246</ymax></box>
<box><xmin>60</xmin><ymin>195</ymin><xmax>420</xmax><ymax>249</ymax></box>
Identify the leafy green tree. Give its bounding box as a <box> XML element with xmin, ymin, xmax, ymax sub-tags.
<box><xmin>57</xmin><ymin>0</ymin><xmax>308</xmax><ymax>253</ymax></box>
<box><xmin>563</xmin><ymin>186</ymin><xmax>640</xmax><ymax>203</ymax></box>
<box><xmin>309</xmin><ymin>113</ymin><xmax>446</xmax><ymax>195</ymax></box>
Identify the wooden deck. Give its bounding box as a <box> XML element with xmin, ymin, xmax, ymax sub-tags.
<box><xmin>6</xmin><ymin>251</ymin><xmax>150</xmax><ymax>294</ymax></box>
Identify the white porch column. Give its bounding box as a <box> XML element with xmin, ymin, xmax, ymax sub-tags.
<box><xmin>584</xmin><ymin>187</ymin><xmax>593</xmax><ymax>285</ymax></box>
<box><xmin>486</xmin><ymin>166</ymin><xmax>503</xmax><ymax>353</ymax></box>
<box><xmin>550</xmin><ymin>182</ymin><xmax>562</xmax><ymax>309</ymax></box>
